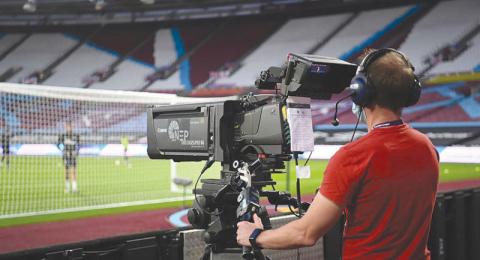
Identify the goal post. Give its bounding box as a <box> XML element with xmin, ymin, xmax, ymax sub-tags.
<box><xmin>0</xmin><ymin>83</ymin><xmax>230</xmax><ymax>219</ymax></box>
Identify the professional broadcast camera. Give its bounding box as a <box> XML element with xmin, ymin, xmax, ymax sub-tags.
<box><xmin>147</xmin><ymin>54</ymin><xmax>357</xmax><ymax>259</ymax></box>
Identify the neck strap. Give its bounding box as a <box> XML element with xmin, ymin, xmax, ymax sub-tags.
<box><xmin>373</xmin><ymin>119</ymin><xmax>403</xmax><ymax>129</ymax></box>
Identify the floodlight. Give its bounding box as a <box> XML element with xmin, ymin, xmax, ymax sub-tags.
<box><xmin>89</xmin><ymin>0</ymin><xmax>106</xmax><ymax>11</ymax></box>
<box><xmin>140</xmin><ymin>0</ymin><xmax>155</xmax><ymax>4</ymax></box>
<box><xmin>23</xmin><ymin>0</ymin><xmax>36</xmax><ymax>13</ymax></box>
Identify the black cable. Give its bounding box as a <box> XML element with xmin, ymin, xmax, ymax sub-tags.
<box><xmin>288</xmin><ymin>203</ymin><xmax>301</xmax><ymax>218</ymax></box>
<box><xmin>83</xmin><ymin>245</ymin><xmax>125</xmax><ymax>255</ymax></box>
<box><xmin>293</xmin><ymin>153</ymin><xmax>303</xmax><ymax>218</ymax></box>
<box><xmin>303</xmin><ymin>151</ymin><xmax>312</xmax><ymax>166</ymax></box>
<box><xmin>296</xmin><ymin>178</ymin><xmax>302</xmax><ymax>217</ymax></box>
<box><xmin>193</xmin><ymin>158</ymin><xmax>219</xmax><ymax>216</ymax></box>
<box><xmin>350</xmin><ymin>108</ymin><xmax>362</xmax><ymax>143</ymax></box>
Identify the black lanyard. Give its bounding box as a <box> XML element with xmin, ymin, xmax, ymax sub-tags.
<box><xmin>373</xmin><ymin>119</ymin><xmax>403</xmax><ymax>129</ymax></box>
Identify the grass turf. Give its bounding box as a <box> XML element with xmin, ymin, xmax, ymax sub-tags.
<box><xmin>0</xmin><ymin>156</ymin><xmax>479</xmax><ymax>227</ymax></box>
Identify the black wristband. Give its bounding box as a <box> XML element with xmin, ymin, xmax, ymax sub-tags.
<box><xmin>249</xmin><ymin>228</ymin><xmax>263</xmax><ymax>250</ymax></box>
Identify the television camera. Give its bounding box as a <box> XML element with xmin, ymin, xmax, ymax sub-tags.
<box><xmin>147</xmin><ymin>54</ymin><xmax>357</xmax><ymax>259</ymax></box>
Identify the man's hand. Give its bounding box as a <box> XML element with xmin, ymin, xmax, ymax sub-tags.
<box><xmin>235</xmin><ymin>193</ymin><xmax>342</xmax><ymax>250</ymax></box>
<box><xmin>236</xmin><ymin>214</ymin><xmax>264</xmax><ymax>247</ymax></box>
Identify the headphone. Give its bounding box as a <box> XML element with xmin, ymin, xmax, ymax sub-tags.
<box><xmin>350</xmin><ymin>48</ymin><xmax>422</xmax><ymax>108</ymax></box>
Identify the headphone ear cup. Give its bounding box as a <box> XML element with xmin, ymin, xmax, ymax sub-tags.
<box><xmin>404</xmin><ymin>76</ymin><xmax>422</xmax><ymax>107</ymax></box>
<box><xmin>350</xmin><ymin>73</ymin><xmax>375</xmax><ymax>107</ymax></box>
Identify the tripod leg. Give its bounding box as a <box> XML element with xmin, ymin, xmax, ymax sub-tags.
<box><xmin>200</xmin><ymin>244</ymin><xmax>212</xmax><ymax>260</ymax></box>
<box><xmin>252</xmin><ymin>250</ymin><xmax>268</xmax><ymax>260</ymax></box>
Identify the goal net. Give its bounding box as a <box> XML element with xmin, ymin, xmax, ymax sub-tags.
<box><xmin>0</xmin><ymin>83</ymin><xmax>227</xmax><ymax>219</ymax></box>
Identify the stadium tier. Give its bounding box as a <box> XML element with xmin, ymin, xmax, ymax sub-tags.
<box><xmin>314</xmin><ymin>5</ymin><xmax>413</xmax><ymax>59</ymax></box>
<box><xmin>430</xmin><ymin>32</ymin><xmax>480</xmax><ymax>74</ymax></box>
<box><xmin>0</xmin><ymin>33</ymin><xmax>77</xmax><ymax>83</ymax></box>
<box><xmin>311</xmin><ymin>81</ymin><xmax>480</xmax><ymax>124</ymax></box>
<box><xmin>44</xmin><ymin>41</ymin><xmax>118</xmax><ymax>88</ymax></box>
<box><xmin>213</xmin><ymin>13</ymin><xmax>352</xmax><ymax>87</ymax></box>
<box><xmin>0</xmin><ymin>1</ymin><xmax>478</xmax><ymax>138</ymax></box>
<box><xmin>1</xmin><ymin>1</ymin><xmax>479</xmax><ymax>91</ymax></box>
<box><xmin>0</xmin><ymin>33</ymin><xmax>26</xmax><ymax>57</ymax></box>
<box><xmin>399</xmin><ymin>0</ymin><xmax>480</xmax><ymax>73</ymax></box>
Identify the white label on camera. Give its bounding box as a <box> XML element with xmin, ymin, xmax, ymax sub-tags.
<box><xmin>296</xmin><ymin>165</ymin><xmax>311</xmax><ymax>179</ymax></box>
<box><xmin>286</xmin><ymin>96</ymin><xmax>314</xmax><ymax>152</ymax></box>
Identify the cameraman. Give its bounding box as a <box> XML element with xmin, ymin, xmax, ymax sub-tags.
<box><xmin>237</xmin><ymin>49</ymin><xmax>439</xmax><ymax>259</ymax></box>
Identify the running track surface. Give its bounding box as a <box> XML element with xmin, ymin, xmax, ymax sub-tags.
<box><xmin>0</xmin><ymin>179</ymin><xmax>479</xmax><ymax>255</ymax></box>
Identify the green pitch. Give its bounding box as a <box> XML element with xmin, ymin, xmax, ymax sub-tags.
<box><xmin>0</xmin><ymin>156</ymin><xmax>479</xmax><ymax>227</ymax></box>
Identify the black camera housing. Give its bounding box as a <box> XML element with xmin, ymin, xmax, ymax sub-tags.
<box><xmin>147</xmin><ymin>54</ymin><xmax>357</xmax><ymax>162</ymax></box>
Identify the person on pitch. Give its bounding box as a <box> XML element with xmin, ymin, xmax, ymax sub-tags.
<box><xmin>57</xmin><ymin>121</ymin><xmax>80</xmax><ymax>193</ymax></box>
<box><xmin>121</xmin><ymin>134</ymin><xmax>129</xmax><ymax>164</ymax></box>
<box><xmin>236</xmin><ymin>48</ymin><xmax>439</xmax><ymax>259</ymax></box>
<box><xmin>1</xmin><ymin>126</ymin><xmax>11</xmax><ymax>170</ymax></box>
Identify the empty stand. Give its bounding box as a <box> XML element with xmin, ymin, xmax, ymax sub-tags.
<box><xmin>343</xmin><ymin>3</ymin><xmax>436</xmax><ymax>63</ymax></box>
<box><xmin>144</xmin><ymin>24</ymin><xmax>224</xmax><ymax>91</ymax></box>
<box><xmin>0</xmin><ymin>33</ymin><xmax>28</xmax><ymax>62</ymax></box>
<box><xmin>87</xmin><ymin>25</ymin><xmax>155</xmax><ymax>59</ymax></box>
<box><xmin>44</xmin><ymin>43</ymin><xmax>117</xmax><ymax>88</ymax></box>
<box><xmin>189</xmin><ymin>18</ymin><xmax>283</xmax><ymax>87</ymax></box>
<box><xmin>399</xmin><ymin>0</ymin><xmax>480</xmax><ymax>72</ymax></box>
<box><xmin>315</xmin><ymin>5</ymin><xmax>412</xmax><ymax>59</ymax></box>
<box><xmin>215</xmin><ymin>13</ymin><xmax>351</xmax><ymax>87</ymax></box>
<box><xmin>311</xmin><ymin>82</ymin><xmax>480</xmax><ymax>127</ymax></box>
<box><xmin>0</xmin><ymin>33</ymin><xmax>77</xmax><ymax>83</ymax></box>
<box><xmin>430</xmin><ymin>33</ymin><xmax>480</xmax><ymax>74</ymax></box>
<box><xmin>144</xmin><ymin>29</ymin><xmax>186</xmax><ymax>91</ymax></box>
<box><xmin>147</xmin><ymin>70</ymin><xmax>184</xmax><ymax>91</ymax></box>
<box><xmin>82</xmin><ymin>25</ymin><xmax>157</xmax><ymax>89</ymax></box>
<box><xmin>403</xmin><ymin>82</ymin><xmax>480</xmax><ymax>123</ymax></box>
<box><xmin>89</xmin><ymin>60</ymin><xmax>155</xmax><ymax>91</ymax></box>
<box><xmin>39</xmin><ymin>28</ymin><xmax>101</xmax><ymax>84</ymax></box>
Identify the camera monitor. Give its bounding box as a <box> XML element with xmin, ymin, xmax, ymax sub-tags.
<box><xmin>256</xmin><ymin>53</ymin><xmax>357</xmax><ymax>99</ymax></box>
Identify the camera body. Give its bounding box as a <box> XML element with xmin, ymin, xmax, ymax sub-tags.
<box><xmin>147</xmin><ymin>95</ymin><xmax>287</xmax><ymax>163</ymax></box>
<box><xmin>147</xmin><ymin>54</ymin><xmax>357</xmax><ymax>255</ymax></box>
<box><xmin>147</xmin><ymin>54</ymin><xmax>357</xmax><ymax>163</ymax></box>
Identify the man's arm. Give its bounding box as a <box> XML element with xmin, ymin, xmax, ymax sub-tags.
<box><xmin>236</xmin><ymin>192</ymin><xmax>342</xmax><ymax>249</ymax></box>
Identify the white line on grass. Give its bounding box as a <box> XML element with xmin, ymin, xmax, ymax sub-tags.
<box><xmin>0</xmin><ymin>196</ymin><xmax>194</xmax><ymax>219</ymax></box>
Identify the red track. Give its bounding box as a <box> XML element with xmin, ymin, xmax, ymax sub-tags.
<box><xmin>0</xmin><ymin>179</ymin><xmax>479</xmax><ymax>255</ymax></box>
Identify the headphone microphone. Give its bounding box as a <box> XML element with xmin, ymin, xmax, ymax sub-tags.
<box><xmin>331</xmin><ymin>92</ymin><xmax>355</xmax><ymax>126</ymax></box>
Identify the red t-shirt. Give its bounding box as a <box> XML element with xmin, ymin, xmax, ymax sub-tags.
<box><xmin>320</xmin><ymin>124</ymin><xmax>439</xmax><ymax>260</ymax></box>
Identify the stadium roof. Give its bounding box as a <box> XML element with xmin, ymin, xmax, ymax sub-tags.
<box><xmin>0</xmin><ymin>0</ymin><xmax>433</xmax><ymax>26</ymax></box>
<box><xmin>0</xmin><ymin>0</ymin><xmax>262</xmax><ymax>15</ymax></box>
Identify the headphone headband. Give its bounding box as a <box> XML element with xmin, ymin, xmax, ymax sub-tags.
<box><xmin>351</xmin><ymin>48</ymin><xmax>421</xmax><ymax>108</ymax></box>
<box><xmin>359</xmin><ymin>48</ymin><xmax>415</xmax><ymax>74</ymax></box>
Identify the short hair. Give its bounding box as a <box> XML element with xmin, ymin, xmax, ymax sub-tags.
<box><xmin>363</xmin><ymin>50</ymin><xmax>416</xmax><ymax>111</ymax></box>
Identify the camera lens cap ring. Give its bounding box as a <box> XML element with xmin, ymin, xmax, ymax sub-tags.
<box><xmin>233</xmin><ymin>160</ymin><xmax>240</xmax><ymax>169</ymax></box>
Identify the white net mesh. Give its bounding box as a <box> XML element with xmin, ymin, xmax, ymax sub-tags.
<box><xmin>0</xmin><ymin>83</ymin><xmax>230</xmax><ymax>218</ymax></box>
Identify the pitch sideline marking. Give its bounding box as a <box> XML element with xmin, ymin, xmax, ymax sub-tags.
<box><xmin>0</xmin><ymin>196</ymin><xmax>194</xmax><ymax>220</ymax></box>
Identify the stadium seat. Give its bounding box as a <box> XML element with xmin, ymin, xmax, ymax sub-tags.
<box><xmin>0</xmin><ymin>33</ymin><xmax>77</xmax><ymax>83</ymax></box>
<box><xmin>399</xmin><ymin>0</ymin><xmax>480</xmax><ymax>72</ymax></box>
